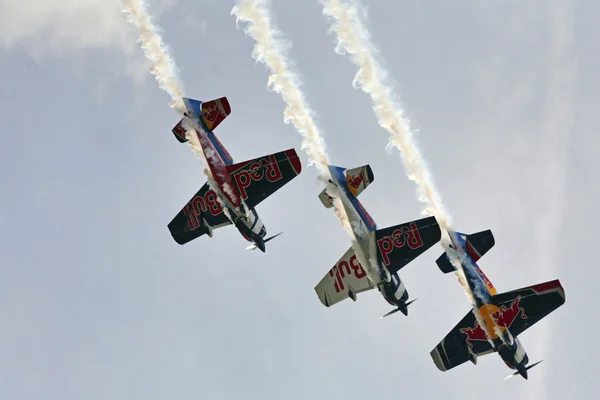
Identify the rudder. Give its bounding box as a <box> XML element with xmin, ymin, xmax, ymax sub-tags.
<box><xmin>465</xmin><ymin>230</ymin><xmax>495</xmax><ymax>262</ymax></box>
<box><xmin>171</xmin><ymin>97</ymin><xmax>231</xmax><ymax>143</ymax></box>
<box><xmin>344</xmin><ymin>165</ymin><xmax>374</xmax><ymax>197</ymax></box>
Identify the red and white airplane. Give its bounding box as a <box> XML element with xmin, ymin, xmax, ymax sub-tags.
<box><xmin>167</xmin><ymin>97</ymin><xmax>302</xmax><ymax>252</ymax></box>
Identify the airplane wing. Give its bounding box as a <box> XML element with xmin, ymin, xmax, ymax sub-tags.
<box><xmin>314</xmin><ymin>247</ymin><xmax>377</xmax><ymax>307</ymax></box>
<box><xmin>375</xmin><ymin>216</ymin><xmax>442</xmax><ymax>275</ymax></box>
<box><xmin>167</xmin><ymin>183</ymin><xmax>232</xmax><ymax>245</ymax></box>
<box><xmin>430</xmin><ymin>279</ymin><xmax>566</xmax><ymax>372</ymax></box>
<box><xmin>489</xmin><ymin>279</ymin><xmax>566</xmax><ymax>337</ymax></box>
<box><xmin>225</xmin><ymin>149</ymin><xmax>302</xmax><ymax>209</ymax></box>
<box><xmin>430</xmin><ymin>309</ymin><xmax>495</xmax><ymax>372</ymax></box>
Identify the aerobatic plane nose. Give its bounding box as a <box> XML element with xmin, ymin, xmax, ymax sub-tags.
<box><xmin>255</xmin><ymin>237</ymin><xmax>266</xmax><ymax>252</ymax></box>
<box><xmin>520</xmin><ymin>369</ymin><xmax>528</xmax><ymax>380</ymax></box>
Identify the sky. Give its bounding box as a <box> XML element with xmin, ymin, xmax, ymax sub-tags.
<box><xmin>0</xmin><ymin>0</ymin><xmax>596</xmax><ymax>399</ymax></box>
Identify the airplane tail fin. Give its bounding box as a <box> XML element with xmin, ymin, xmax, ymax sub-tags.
<box><xmin>436</xmin><ymin>229</ymin><xmax>496</xmax><ymax>274</ymax></box>
<box><xmin>344</xmin><ymin>165</ymin><xmax>374</xmax><ymax>197</ymax></box>
<box><xmin>172</xmin><ymin>97</ymin><xmax>231</xmax><ymax>142</ymax></box>
<box><xmin>375</xmin><ymin>216</ymin><xmax>442</xmax><ymax>275</ymax></box>
<box><xmin>464</xmin><ymin>230</ymin><xmax>495</xmax><ymax>262</ymax></box>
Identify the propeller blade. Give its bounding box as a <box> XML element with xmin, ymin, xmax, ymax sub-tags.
<box><xmin>405</xmin><ymin>298</ymin><xmax>418</xmax><ymax>307</ymax></box>
<box><xmin>503</xmin><ymin>372</ymin><xmax>519</xmax><ymax>381</ymax></box>
<box><xmin>245</xmin><ymin>243</ymin><xmax>258</xmax><ymax>251</ymax></box>
<box><xmin>264</xmin><ymin>232</ymin><xmax>284</xmax><ymax>243</ymax></box>
<box><xmin>504</xmin><ymin>361</ymin><xmax>543</xmax><ymax>381</ymax></box>
<box><xmin>380</xmin><ymin>308</ymin><xmax>402</xmax><ymax>319</ymax></box>
<box><xmin>526</xmin><ymin>360</ymin><xmax>544</xmax><ymax>371</ymax></box>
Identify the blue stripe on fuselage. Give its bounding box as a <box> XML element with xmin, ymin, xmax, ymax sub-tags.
<box><xmin>448</xmin><ymin>231</ymin><xmax>493</xmax><ymax>305</ymax></box>
<box><xmin>328</xmin><ymin>165</ymin><xmax>377</xmax><ymax>231</ymax></box>
<box><xmin>183</xmin><ymin>98</ymin><xmax>234</xmax><ymax>166</ymax></box>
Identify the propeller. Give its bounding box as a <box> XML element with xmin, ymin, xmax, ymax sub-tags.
<box><xmin>504</xmin><ymin>360</ymin><xmax>543</xmax><ymax>380</ymax></box>
<box><xmin>264</xmin><ymin>232</ymin><xmax>284</xmax><ymax>243</ymax></box>
<box><xmin>381</xmin><ymin>298</ymin><xmax>418</xmax><ymax>318</ymax></box>
<box><xmin>245</xmin><ymin>232</ymin><xmax>284</xmax><ymax>252</ymax></box>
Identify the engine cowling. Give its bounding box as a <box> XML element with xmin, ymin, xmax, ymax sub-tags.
<box><xmin>380</xmin><ymin>273</ymin><xmax>408</xmax><ymax>306</ymax></box>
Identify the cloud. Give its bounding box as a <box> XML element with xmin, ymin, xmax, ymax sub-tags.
<box><xmin>0</xmin><ymin>0</ymin><xmax>138</xmax><ymax>57</ymax></box>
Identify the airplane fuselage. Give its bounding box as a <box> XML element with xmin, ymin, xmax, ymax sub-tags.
<box><xmin>183</xmin><ymin>110</ymin><xmax>269</xmax><ymax>249</ymax></box>
<box><xmin>447</xmin><ymin>231</ymin><xmax>531</xmax><ymax>376</ymax></box>
<box><xmin>328</xmin><ymin>166</ymin><xmax>410</xmax><ymax>311</ymax></box>
<box><xmin>328</xmin><ymin>166</ymin><xmax>380</xmax><ymax>279</ymax></box>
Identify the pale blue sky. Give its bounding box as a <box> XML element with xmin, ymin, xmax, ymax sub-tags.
<box><xmin>0</xmin><ymin>1</ymin><xmax>595</xmax><ymax>399</ymax></box>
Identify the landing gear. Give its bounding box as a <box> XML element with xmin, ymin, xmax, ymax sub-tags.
<box><xmin>348</xmin><ymin>289</ymin><xmax>357</xmax><ymax>302</ymax></box>
<box><xmin>203</xmin><ymin>219</ymin><xmax>213</xmax><ymax>238</ymax></box>
<box><xmin>468</xmin><ymin>350</ymin><xmax>477</xmax><ymax>365</ymax></box>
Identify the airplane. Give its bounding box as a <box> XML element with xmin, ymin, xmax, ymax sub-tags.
<box><xmin>313</xmin><ymin>164</ymin><xmax>442</xmax><ymax>317</ymax></box>
<box><xmin>167</xmin><ymin>96</ymin><xmax>302</xmax><ymax>252</ymax></box>
<box><xmin>430</xmin><ymin>229</ymin><xmax>566</xmax><ymax>380</ymax></box>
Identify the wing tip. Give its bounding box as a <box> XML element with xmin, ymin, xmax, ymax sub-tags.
<box><xmin>219</xmin><ymin>96</ymin><xmax>232</xmax><ymax>116</ymax></box>
<box><xmin>284</xmin><ymin>148</ymin><xmax>302</xmax><ymax>175</ymax></box>
<box><xmin>430</xmin><ymin>346</ymin><xmax>449</xmax><ymax>372</ymax></box>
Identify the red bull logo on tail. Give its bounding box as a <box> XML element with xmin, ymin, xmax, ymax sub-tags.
<box><xmin>202</xmin><ymin>99</ymin><xmax>228</xmax><ymax>130</ymax></box>
<box><xmin>346</xmin><ymin>170</ymin><xmax>366</xmax><ymax>196</ymax></box>
<box><xmin>460</xmin><ymin>296</ymin><xmax>528</xmax><ymax>349</ymax></box>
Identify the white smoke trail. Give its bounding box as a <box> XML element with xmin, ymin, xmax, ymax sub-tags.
<box><xmin>121</xmin><ymin>0</ymin><xmax>186</xmax><ymax>114</ymax></box>
<box><xmin>231</xmin><ymin>0</ymin><xmax>330</xmax><ymax>174</ymax></box>
<box><xmin>320</xmin><ymin>0</ymin><xmax>478</xmax><ymax>304</ymax></box>
<box><xmin>321</xmin><ymin>0</ymin><xmax>450</xmax><ymax>231</ymax></box>
<box><xmin>122</xmin><ymin>0</ymin><xmax>224</xmax><ymax>200</ymax></box>
<box><xmin>231</xmin><ymin>0</ymin><xmax>380</xmax><ymax>284</ymax></box>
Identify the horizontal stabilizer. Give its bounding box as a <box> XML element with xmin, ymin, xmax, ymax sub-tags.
<box><xmin>375</xmin><ymin>216</ymin><xmax>441</xmax><ymax>275</ymax></box>
<box><xmin>318</xmin><ymin>189</ymin><xmax>334</xmax><ymax>209</ymax></box>
<box><xmin>171</xmin><ymin>97</ymin><xmax>231</xmax><ymax>143</ymax></box>
<box><xmin>172</xmin><ymin>118</ymin><xmax>189</xmax><ymax>143</ymax></box>
<box><xmin>465</xmin><ymin>230</ymin><xmax>495</xmax><ymax>262</ymax></box>
<box><xmin>436</xmin><ymin>252</ymin><xmax>457</xmax><ymax>274</ymax></box>
<box><xmin>344</xmin><ymin>165</ymin><xmax>374</xmax><ymax>197</ymax></box>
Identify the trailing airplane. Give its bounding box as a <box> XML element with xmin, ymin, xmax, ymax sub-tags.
<box><xmin>314</xmin><ymin>164</ymin><xmax>442</xmax><ymax>317</ymax></box>
<box><xmin>430</xmin><ymin>230</ymin><xmax>566</xmax><ymax>380</ymax></box>
<box><xmin>167</xmin><ymin>97</ymin><xmax>302</xmax><ymax>252</ymax></box>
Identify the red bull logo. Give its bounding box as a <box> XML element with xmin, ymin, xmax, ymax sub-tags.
<box><xmin>183</xmin><ymin>189</ymin><xmax>223</xmax><ymax>231</ymax></box>
<box><xmin>329</xmin><ymin>254</ymin><xmax>367</xmax><ymax>293</ymax></box>
<box><xmin>376</xmin><ymin>222</ymin><xmax>424</xmax><ymax>266</ymax></box>
<box><xmin>232</xmin><ymin>154</ymin><xmax>284</xmax><ymax>200</ymax></box>
<box><xmin>460</xmin><ymin>296</ymin><xmax>528</xmax><ymax>349</ymax></box>
<box><xmin>201</xmin><ymin>99</ymin><xmax>227</xmax><ymax>130</ymax></box>
<box><xmin>346</xmin><ymin>170</ymin><xmax>365</xmax><ymax>196</ymax></box>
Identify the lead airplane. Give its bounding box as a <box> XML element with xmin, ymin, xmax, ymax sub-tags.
<box><xmin>167</xmin><ymin>97</ymin><xmax>302</xmax><ymax>252</ymax></box>
<box><xmin>314</xmin><ymin>164</ymin><xmax>442</xmax><ymax>317</ymax></box>
<box><xmin>430</xmin><ymin>230</ymin><xmax>566</xmax><ymax>380</ymax></box>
